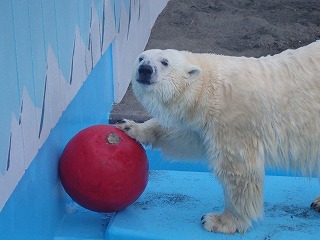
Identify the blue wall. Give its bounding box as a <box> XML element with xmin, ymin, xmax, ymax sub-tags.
<box><xmin>0</xmin><ymin>0</ymin><xmax>171</xmax><ymax>238</ymax></box>
<box><xmin>0</xmin><ymin>46</ymin><xmax>114</xmax><ymax>240</ymax></box>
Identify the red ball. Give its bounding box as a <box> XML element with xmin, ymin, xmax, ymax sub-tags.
<box><xmin>59</xmin><ymin>124</ymin><xmax>148</xmax><ymax>212</ymax></box>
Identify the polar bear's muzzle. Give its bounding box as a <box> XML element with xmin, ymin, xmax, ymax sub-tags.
<box><xmin>137</xmin><ymin>64</ymin><xmax>156</xmax><ymax>85</ymax></box>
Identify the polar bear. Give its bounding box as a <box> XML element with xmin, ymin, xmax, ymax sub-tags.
<box><xmin>117</xmin><ymin>41</ymin><xmax>320</xmax><ymax>234</ymax></box>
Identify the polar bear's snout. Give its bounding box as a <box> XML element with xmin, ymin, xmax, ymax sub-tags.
<box><xmin>136</xmin><ymin>63</ymin><xmax>157</xmax><ymax>85</ymax></box>
<box><xmin>138</xmin><ymin>64</ymin><xmax>153</xmax><ymax>82</ymax></box>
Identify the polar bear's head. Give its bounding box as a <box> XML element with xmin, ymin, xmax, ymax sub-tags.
<box><xmin>131</xmin><ymin>49</ymin><xmax>202</xmax><ymax>105</ymax></box>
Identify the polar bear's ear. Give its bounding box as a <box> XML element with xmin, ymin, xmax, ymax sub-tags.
<box><xmin>186</xmin><ymin>65</ymin><xmax>201</xmax><ymax>81</ymax></box>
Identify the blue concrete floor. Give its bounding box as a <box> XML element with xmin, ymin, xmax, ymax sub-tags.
<box><xmin>106</xmin><ymin>170</ymin><xmax>320</xmax><ymax>240</ymax></box>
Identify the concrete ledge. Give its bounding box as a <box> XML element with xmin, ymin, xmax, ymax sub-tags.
<box><xmin>54</xmin><ymin>204</ymin><xmax>114</xmax><ymax>240</ymax></box>
<box><xmin>106</xmin><ymin>170</ymin><xmax>320</xmax><ymax>240</ymax></box>
<box><xmin>109</xmin><ymin>85</ymin><xmax>151</xmax><ymax>124</ymax></box>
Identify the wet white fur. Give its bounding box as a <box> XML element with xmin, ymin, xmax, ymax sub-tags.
<box><xmin>117</xmin><ymin>41</ymin><xmax>320</xmax><ymax>233</ymax></box>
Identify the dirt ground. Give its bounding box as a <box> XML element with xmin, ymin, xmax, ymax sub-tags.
<box><xmin>146</xmin><ymin>0</ymin><xmax>320</xmax><ymax>56</ymax></box>
<box><xmin>109</xmin><ymin>0</ymin><xmax>320</xmax><ymax>123</ymax></box>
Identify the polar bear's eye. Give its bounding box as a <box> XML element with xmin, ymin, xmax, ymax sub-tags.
<box><xmin>161</xmin><ymin>59</ymin><xmax>168</xmax><ymax>66</ymax></box>
<box><xmin>139</xmin><ymin>57</ymin><xmax>143</xmax><ymax>62</ymax></box>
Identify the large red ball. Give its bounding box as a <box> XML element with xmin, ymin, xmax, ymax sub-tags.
<box><xmin>59</xmin><ymin>124</ymin><xmax>149</xmax><ymax>212</ymax></box>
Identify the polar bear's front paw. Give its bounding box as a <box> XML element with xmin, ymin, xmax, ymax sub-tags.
<box><xmin>310</xmin><ymin>196</ymin><xmax>320</xmax><ymax>212</ymax></box>
<box><xmin>116</xmin><ymin>119</ymin><xmax>135</xmax><ymax>132</ymax></box>
<box><xmin>116</xmin><ymin>119</ymin><xmax>140</xmax><ymax>140</ymax></box>
<box><xmin>201</xmin><ymin>212</ymin><xmax>250</xmax><ymax>234</ymax></box>
<box><xmin>116</xmin><ymin>119</ymin><xmax>150</xmax><ymax>145</ymax></box>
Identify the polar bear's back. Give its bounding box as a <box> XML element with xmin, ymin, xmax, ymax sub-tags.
<box><xmin>187</xmin><ymin>41</ymin><xmax>320</xmax><ymax>176</ymax></box>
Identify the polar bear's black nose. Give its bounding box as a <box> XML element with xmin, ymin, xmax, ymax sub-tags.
<box><xmin>138</xmin><ymin>64</ymin><xmax>153</xmax><ymax>84</ymax></box>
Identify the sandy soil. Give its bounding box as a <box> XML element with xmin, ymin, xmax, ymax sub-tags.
<box><xmin>109</xmin><ymin>0</ymin><xmax>320</xmax><ymax>123</ymax></box>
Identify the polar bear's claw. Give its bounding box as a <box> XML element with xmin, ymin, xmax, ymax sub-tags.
<box><xmin>310</xmin><ymin>196</ymin><xmax>320</xmax><ymax>212</ymax></box>
<box><xmin>201</xmin><ymin>212</ymin><xmax>250</xmax><ymax>234</ymax></box>
<box><xmin>116</xmin><ymin>119</ymin><xmax>126</xmax><ymax>124</ymax></box>
<box><xmin>116</xmin><ymin>119</ymin><xmax>137</xmax><ymax>137</ymax></box>
<box><xmin>201</xmin><ymin>213</ymin><xmax>237</xmax><ymax>234</ymax></box>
